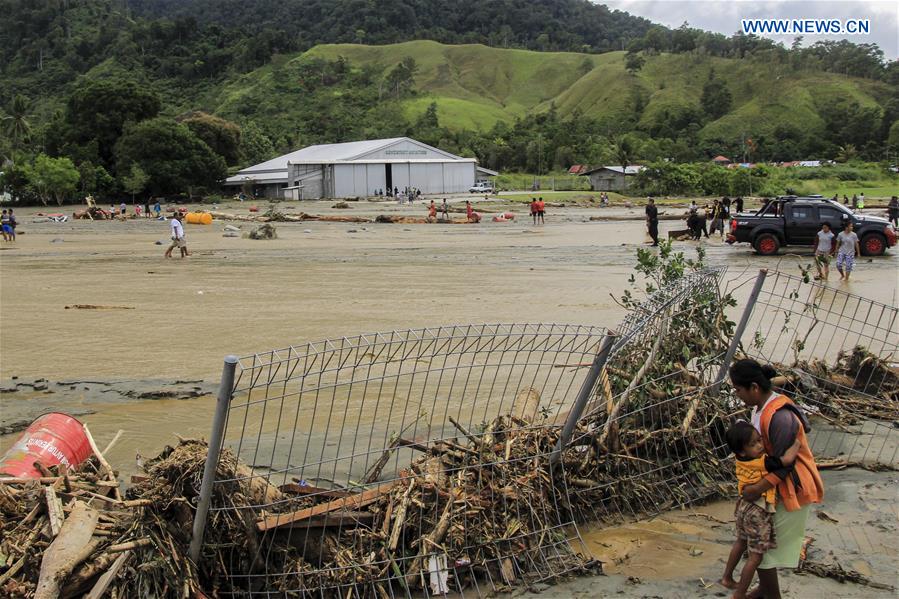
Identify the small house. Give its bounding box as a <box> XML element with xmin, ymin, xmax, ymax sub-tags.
<box><xmin>580</xmin><ymin>165</ymin><xmax>645</xmax><ymax>191</ymax></box>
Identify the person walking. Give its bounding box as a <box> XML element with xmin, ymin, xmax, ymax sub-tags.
<box><xmin>645</xmin><ymin>198</ymin><xmax>659</xmax><ymax>246</ymax></box>
<box><xmin>857</xmin><ymin>192</ymin><xmax>865</xmax><ymax>209</ymax></box>
<box><xmin>536</xmin><ymin>197</ymin><xmax>545</xmax><ymax>224</ymax></box>
<box><xmin>735</xmin><ymin>196</ymin><xmax>744</xmax><ymax>214</ymax></box>
<box><xmin>728</xmin><ymin>359</ymin><xmax>823</xmax><ymax>599</ymax></box>
<box><xmin>427</xmin><ymin>200</ymin><xmax>437</xmax><ymax>223</ymax></box>
<box><xmin>530</xmin><ymin>198</ymin><xmax>538</xmax><ymax>225</ymax></box>
<box><xmin>813</xmin><ymin>223</ymin><xmax>835</xmax><ymax>281</ymax></box>
<box><xmin>441</xmin><ymin>198</ymin><xmax>449</xmax><ymax>220</ymax></box>
<box><xmin>153</xmin><ymin>200</ymin><xmax>162</xmax><ymax>219</ymax></box>
<box><xmin>888</xmin><ymin>196</ymin><xmax>899</xmax><ymax>228</ymax></box>
<box><xmin>710</xmin><ymin>200</ymin><xmax>725</xmax><ymax>237</ymax></box>
<box><xmin>120</xmin><ymin>200</ymin><xmax>127</xmax><ymax>217</ymax></box>
<box><xmin>851</xmin><ymin>194</ymin><xmax>858</xmax><ymax>210</ymax></box>
<box><xmin>164</xmin><ymin>212</ymin><xmax>188</xmax><ymax>258</ymax></box>
<box><xmin>7</xmin><ymin>209</ymin><xmax>16</xmax><ymax>241</ymax></box>
<box><xmin>1</xmin><ymin>209</ymin><xmax>10</xmax><ymax>242</ymax></box>
<box><xmin>144</xmin><ymin>197</ymin><xmax>151</xmax><ymax>218</ymax></box>
<box><xmin>835</xmin><ymin>222</ymin><xmax>860</xmax><ymax>281</ymax></box>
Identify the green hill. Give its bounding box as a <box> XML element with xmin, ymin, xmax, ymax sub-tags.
<box><xmin>212</xmin><ymin>40</ymin><xmax>893</xmax><ymax>147</ymax></box>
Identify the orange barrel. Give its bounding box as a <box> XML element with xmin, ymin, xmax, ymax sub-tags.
<box><xmin>185</xmin><ymin>212</ymin><xmax>213</xmax><ymax>225</ymax></box>
<box><xmin>0</xmin><ymin>413</ymin><xmax>93</xmax><ymax>478</ymax></box>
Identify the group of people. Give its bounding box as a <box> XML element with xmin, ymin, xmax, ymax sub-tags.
<box><xmin>1</xmin><ymin>208</ymin><xmax>17</xmax><ymax>241</ymax></box>
<box><xmin>685</xmin><ymin>196</ymin><xmax>744</xmax><ymax>241</ymax></box>
<box><xmin>833</xmin><ymin>193</ymin><xmax>866</xmax><ymax>210</ymax></box>
<box><xmin>529</xmin><ymin>197</ymin><xmax>546</xmax><ymax>224</ymax></box>
<box><xmin>813</xmin><ymin>221</ymin><xmax>860</xmax><ymax>282</ymax></box>
<box><xmin>110</xmin><ymin>199</ymin><xmax>163</xmax><ymax>219</ymax></box>
<box><xmin>374</xmin><ymin>187</ymin><xmax>421</xmax><ymax>204</ymax></box>
<box><xmin>426</xmin><ymin>199</ymin><xmax>451</xmax><ymax>222</ymax></box>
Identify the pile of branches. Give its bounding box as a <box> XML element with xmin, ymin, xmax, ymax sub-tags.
<box><xmin>0</xmin><ymin>454</ymin><xmax>158</xmax><ymax>598</ymax></box>
<box><xmin>774</xmin><ymin>345</ymin><xmax>899</xmax><ymax>423</ymax></box>
<box><xmin>247</xmin><ymin>223</ymin><xmax>278</xmax><ymax>239</ymax></box>
<box><xmin>193</xmin><ymin>413</ymin><xmax>600</xmax><ymax>597</ymax></box>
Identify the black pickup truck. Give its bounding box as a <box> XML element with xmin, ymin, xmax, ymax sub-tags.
<box><xmin>727</xmin><ymin>195</ymin><xmax>897</xmax><ymax>256</ymax></box>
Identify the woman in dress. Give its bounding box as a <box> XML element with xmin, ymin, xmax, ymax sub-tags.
<box><xmin>728</xmin><ymin>359</ymin><xmax>824</xmax><ymax>599</ymax></box>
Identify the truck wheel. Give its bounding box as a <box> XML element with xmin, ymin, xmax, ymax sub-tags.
<box><xmin>753</xmin><ymin>233</ymin><xmax>780</xmax><ymax>256</ymax></box>
<box><xmin>860</xmin><ymin>233</ymin><xmax>886</xmax><ymax>256</ymax></box>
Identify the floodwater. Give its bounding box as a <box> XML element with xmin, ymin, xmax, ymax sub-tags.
<box><xmin>1</xmin><ymin>200</ymin><xmax>897</xmax><ymax>462</ymax></box>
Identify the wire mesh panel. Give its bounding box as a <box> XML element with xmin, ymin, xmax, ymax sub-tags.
<box><xmin>738</xmin><ymin>270</ymin><xmax>898</xmax><ymax>468</ymax></box>
<box><xmin>563</xmin><ymin>267</ymin><xmax>736</xmax><ymax>525</ymax></box>
<box><xmin>210</xmin><ymin>324</ymin><xmax>611</xmax><ymax>597</ymax></box>
<box><xmin>192</xmin><ymin>268</ymin><xmax>898</xmax><ymax>597</ymax></box>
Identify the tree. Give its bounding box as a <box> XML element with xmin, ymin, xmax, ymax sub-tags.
<box><xmin>239</xmin><ymin>121</ymin><xmax>276</xmax><ymax>166</ymax></box>
<box><xmin>614</xmin><ymin>135</ymin><xmax>636</xmax><ymax>170</ymax></box>
<box><xmin>180</xmin><ymin>112</ymin><xmax>242</xmax><ymax>165</ymax></box>
<box><xmin>62</xmin><ymin>77</ymin><xmax>161</xmax><ymax>169</ymax></box>
<box><xmin>3</xmin><ymin>95</ymin><xmax>33</xmax><ymax>150</ymax></box>
<box><xmin>888</xmin><ymin>120</ymin><xmax>899</xmax><ymax>150</ymax></box>
<box><xmin>114</xmin><ymin>118</ymin><xmax>227</xmax><ymax>195</ymax></box>
<box><xmin>121</xmin><ymin>163</ymin><xmax>150</xmax><ymax>201</ymax></box>
<box><xmin>416</xmin><ymin>102</ymin><xmax>439</xmax><ymax>130</ymax></box>
<box><xmin>625</xmin><ymin>51</ymin><xmax>645</xmax><ymax>75</ymax></box>
<box><xmin>700</xmin><ymin>70</ymin><xmax>732</xmax><ymax>120</ymax></box>
<box><xmin>26</xmin><ymin>154</ymin><xmax>80</xmax><ymax>206</ymax></box>
<box><xmin>383</xmin><ymin>57</ymin><xmax>418</xmax><ymax>99</ymax></box>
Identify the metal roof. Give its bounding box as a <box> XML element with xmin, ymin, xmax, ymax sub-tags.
<box><xmin>225</xmin><ymin>137</ymin><xmax>473</xmax><ymax>185</ymax></box>
<box><xmin>581</xmin><ymin>165</ymin><xmax>645</xmax><ymax>176</ymax></box>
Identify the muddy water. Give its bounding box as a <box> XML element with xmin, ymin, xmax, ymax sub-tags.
<box><xmin>2</xmin><ymin>202</ymin><xmax>898</xmax><ymax>464</ymax></box>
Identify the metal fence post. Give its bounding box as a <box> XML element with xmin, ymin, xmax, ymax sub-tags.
<box><xmin>189</xmin><ymin>355</ymin><xmax>238</xmax><ymax>563</ymax></box>
<box><xmin>711</xmin><ymin>269</ymin><xmax>768</xmax><ymax>394</ymax></box>
<box><xmin>550</xmin><ymin>332</ymin><xmax>617</xmax><ymax>465</ymax></box>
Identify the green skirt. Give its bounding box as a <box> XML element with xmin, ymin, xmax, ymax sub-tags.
<box><xmin>760</xmin><ymin>503</ymin><xmax>810</xmax><ymax>569</ymax></box>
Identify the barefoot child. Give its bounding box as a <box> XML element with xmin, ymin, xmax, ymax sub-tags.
<box><xmin>721</xmin><ymin>421</ymin><xmax>801</xmax><ymax>598</ymax></box>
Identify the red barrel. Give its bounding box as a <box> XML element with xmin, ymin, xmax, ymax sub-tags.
<box><xmin>0</xmin><ymin>413</ymin><xmax>93</xmax><ymax>478</ymax></box>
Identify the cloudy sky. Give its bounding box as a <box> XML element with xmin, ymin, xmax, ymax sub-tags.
<box><xmin>601</xmin><ymin>0</ymin><xmax>898</xmax><ymax>59</ymax></box>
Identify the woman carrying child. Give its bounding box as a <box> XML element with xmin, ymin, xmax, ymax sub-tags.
<box><xmin>724</xmin><ymin>359</ymin><xmax>824</xmax><ymax>599</ymax></box>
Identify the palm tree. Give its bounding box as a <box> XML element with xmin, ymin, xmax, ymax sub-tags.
<box><xmin>614</xmin><ymin>135</ymin><xmax>634</xmax><ymax>170</ymax></box>
<box><xmin>836</xmin><ymin>144</ymin><xmax>857</xmax><ymax>163</ymax></box>
<box><xmin>3</xmin><ymin>95</ymin><xmax>33</xmax><ymax>150</ymax></box>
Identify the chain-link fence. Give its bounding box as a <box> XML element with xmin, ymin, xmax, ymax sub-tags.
<box><xmin>188</xmin><ymin>267</ymin><xmax>897</xmax><ymax>597</ymax></box>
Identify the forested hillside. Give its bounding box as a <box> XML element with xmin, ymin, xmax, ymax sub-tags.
<box><xmin>126</xmin><ymin>0</ymin><xmax>655</xmax><ymax>54</ymax></box>
<box><xmin>1</xmin><ymin>0</ymin><xmax>896</xmax><ymax>202</ymax></box>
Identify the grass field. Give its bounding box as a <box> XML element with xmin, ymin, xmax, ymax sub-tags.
<box><xmin>209</xmin><ymin>40</ymin><xmax>893</xmax><ymax>149</ymax></box>
<box><xmin>304</xmin><ymin>41</ymin><xmax>892</xmax><ymax>145</ymax></box>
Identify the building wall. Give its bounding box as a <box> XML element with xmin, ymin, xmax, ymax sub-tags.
<box><xmin>587</xmin><ymin>171</ymin><xmax>627</xmax><ymax>191</ymax></box>
<box><xmin>291</xmin><ymin>161</ymin><xmax>476</xmax><ymax>198</ymax></box>
<box><xmin>333</xmin><ymin>164</ymin><xmax>387</xmax><ymax>197</ymax></box>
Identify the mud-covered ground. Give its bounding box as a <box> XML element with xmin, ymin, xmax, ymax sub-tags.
<box><xmin>2</xmin><ymin>198</ymin><xmax>897</xmax><ymax>597</ymax></box>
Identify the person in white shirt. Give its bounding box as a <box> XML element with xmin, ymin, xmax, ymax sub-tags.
<box><xmin>835</xmin><ymin>222</ymin><xmax>860</xmax><ymax>281</ymax></box>
<box><xmin>164</xmin><ymin>212</ymin><xmax>188</xmax><ymax>258</ymax></box>
<box><xmin>812</xmin><ymin>223</ymin><xmax>835</xmax><ymax>281</ymax></box>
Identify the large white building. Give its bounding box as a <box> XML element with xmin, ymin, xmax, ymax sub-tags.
<box><xmin>224</xmin><ymin>137</ymin><xmax>495</xmax><ymax>199</ymax></box>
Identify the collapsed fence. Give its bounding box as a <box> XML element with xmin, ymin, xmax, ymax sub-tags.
<box><xmin>187</xmin><ymin>267</ymin><xmax>897</xmax><ymax>597</ymax></box>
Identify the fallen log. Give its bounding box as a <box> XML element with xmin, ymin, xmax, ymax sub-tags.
<box><xmin>34</xmin><ymin>501</ymin><xmax>100</xmax><ymax>599</ymax></box>
<box><xmin>257</xmin><ymin>482</ymin><xmax>398</xmax><ymax>531</ymax></box>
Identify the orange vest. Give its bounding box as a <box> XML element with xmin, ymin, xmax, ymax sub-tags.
<box><xmin>759</xmin><ymin>395</ymin><xmax>824</xmax><ymax>511</ymax></box>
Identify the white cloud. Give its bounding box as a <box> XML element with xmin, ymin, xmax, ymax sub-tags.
<box><xmin>601</xmin><ymin>0</ymin><xmax>898</xmax><ymax>59</ymax></box>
